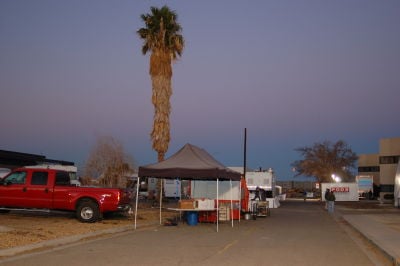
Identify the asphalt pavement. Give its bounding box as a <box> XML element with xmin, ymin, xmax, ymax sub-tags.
<box><xmin>0</xmin><ymin>199</ymin><xmax>399</xmax><ymax>265</ymax></box>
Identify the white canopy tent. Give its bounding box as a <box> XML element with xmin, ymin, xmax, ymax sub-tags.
<box><xmin>394</xmin><ymin>162</ymin><xmax>400</xmax><ymax>207</ymax></box>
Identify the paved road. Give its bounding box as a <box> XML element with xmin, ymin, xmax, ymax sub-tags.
<box><xmin>0</xmin><ymin>201</ymin><xmax>383</xmax><ymax>266</ymax></box>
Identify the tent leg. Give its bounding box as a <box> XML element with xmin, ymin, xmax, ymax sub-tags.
<box><xmin>239</xmin><ymin>177</ymin><xmax>242</xmax><ymax>223</ymax></box>
<box><xmin>160</xmin><ymin>178</ymin><xmax>163</xmax><ymax>225</ymax></box>
<box><xmin>230</xmin><ymin>179</ymin><xmax>233</xmax><ymax>228</ymax></box>
<box><xmin>217</xmin><ymin>178</ymin><xmax>219</xmax><ymax>232</ymax></box>
<box><xmin>179</xmin><ymin>178</ymin><xmax>182</xmax><ymax>223</ymax></box>
<box><xmin>134</xmin><ymin>177</ymin><xmax>140</xmax><ymax>230</ymax></box>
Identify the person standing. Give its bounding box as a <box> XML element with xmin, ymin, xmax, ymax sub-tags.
<box><xmin>253</xmin><ymin>187</ymin><xmax>261</xmax><ymax>200</ymax></box>
<box><xmin>324</xmin><ymin>189</ymin><xmax>330</xmax><ymax>210</ymax></box>
<box><xmin>325</xmin><ymin>189</ymin><xmax>336</xmax><ymax>213</ymax></box>
<box><xmin>368</xmin><ymin>190</ymin><xmax>373</xmax><ymax>200</ymax></box>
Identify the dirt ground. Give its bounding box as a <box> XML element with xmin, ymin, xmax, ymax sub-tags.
<box><xmin>0</xmin><ymin>207</ymin><xmax>179</xmax><ymax>249</ymax></box>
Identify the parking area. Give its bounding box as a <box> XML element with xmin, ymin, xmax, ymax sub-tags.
<box><xmin>2</xmin><ymin>200</ymin><xmax>393</xmax><ymax>266</ymax></box>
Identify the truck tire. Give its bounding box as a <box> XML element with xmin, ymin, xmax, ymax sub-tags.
<box><xmin>76</xmin><ymin>200</ymin><xmax>100</xmax><ymax>223</ymax></box>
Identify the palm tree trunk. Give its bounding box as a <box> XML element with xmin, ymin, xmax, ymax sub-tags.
<box><xmin>150</xmin><ymin>72</ymin><xmax>172</xmax><ymax>202</ymax></box>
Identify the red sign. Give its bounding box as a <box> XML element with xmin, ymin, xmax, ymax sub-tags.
<box><xmin>331</xmin><ymin>187</ymin><xmax>349</xmax><ymax>192</ymax></box>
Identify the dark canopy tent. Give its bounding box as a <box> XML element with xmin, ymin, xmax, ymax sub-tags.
<box><xmin>138</xmin><ymin>143</ymin><xmax>241</xmax><ymax>180</ymax></box>
<box><xmin>137</xmin><ymin>143</ymin><xmax>241</xmax><ymax>231</ymax></box>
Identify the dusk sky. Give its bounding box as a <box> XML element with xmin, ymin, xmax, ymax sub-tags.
<box><xmin>1</xmin><ymin>1</ymin><xmax>399</xmax><ymax>180</ymax></box>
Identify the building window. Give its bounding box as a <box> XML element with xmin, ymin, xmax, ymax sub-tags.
<box><xmin>379</xmin><ymin>156</ymin><xmax>399</xmax><ymax>164</ymax></box>
<box><xmin>380</xmin><ymin>184</ymin><xmax>394</xmax><ymax>193</ymax></box>
<box><xmin>358</xmin><ymin>166</ymin><xmax>380</xmax><ymax>172</ymax></box>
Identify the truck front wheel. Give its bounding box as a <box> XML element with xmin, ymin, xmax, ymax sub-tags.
<box><xmin>77</xmin><ymin>200</ymin><xmax>100</xmax><ymax>223</ymax></box>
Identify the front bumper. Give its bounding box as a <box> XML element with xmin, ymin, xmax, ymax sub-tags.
<box><xmin>117</xmin><ymin>204</ymin><xmax>131</xmax><ymax>212</ymax></box>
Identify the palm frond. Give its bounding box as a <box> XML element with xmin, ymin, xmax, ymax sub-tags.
<box><xmin>137</xmin><ymin>5</ymin><xmax>184</xmax><ymax>58</ymax></box>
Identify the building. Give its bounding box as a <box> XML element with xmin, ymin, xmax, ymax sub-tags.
<box><xmin>358</xmin><ymin>137</ymin><xmax>400</xmax><ymax>198</ymax></box>
<box><xmin>358</xmin><ymin>154</ymin><xmax>380</xmax><ymax>186</ymax></box>
<box><xmin>0</xmin><ymin>149</ymin><xmax>74</xmax><ymax>170</ymax></box>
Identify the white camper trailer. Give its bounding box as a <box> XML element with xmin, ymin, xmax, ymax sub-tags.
<box><xmin>246</xmin><ymin>170</ymin><xmax>279</xmax><ymax>208</ymax></box>
<box><xmin>246</xmin><ymin>171</ymin><xmax>275</xmax><ymax>193</ymax></box>
<box><xmin>147</xmin><ymin>178</ymin><xmax>182</xmax><ymax>198</ymax></box>
<box><xmin>164</xmin><ymin>179</ymin><xmax>181</xmax><ymax>198</ymax></box>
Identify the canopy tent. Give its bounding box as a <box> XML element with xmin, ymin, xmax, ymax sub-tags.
<box><xmin>138</xmin><ymin>143</ymin><xmax>241</xmax><ymax>180</ymax></box>
<box><xmin>137</xmin><ymin>143</ymin><xmax>241</xmax><ymax>231</ymax></box>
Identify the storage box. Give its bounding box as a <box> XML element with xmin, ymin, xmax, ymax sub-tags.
<box><xmin>195</xmin><ymin>199</ymin><xmax>215</xmax><ymax>210</ymax></box>
<box><xmin>219</xmin><ymin>205</ymin><xmax>230</xmax><ymax>221</ymax></box>
<box><xmin>217</xmin><ymin>200</ymin><xmax>240</xmax><ymax>219</ymax></box>
<box><xmin>198</xmin><ymin>211</ymin><xmax>217</xmax><ymax>223</ymax></box>
<box><xmin>179</xmin><ymin>199</ymin><xmax>195</xmax><ymax>209</ymax></box>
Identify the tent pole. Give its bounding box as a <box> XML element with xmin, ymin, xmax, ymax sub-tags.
<box><xmin>134</xmin><ymin>177</ymin><xmax>140</xmax><ymax>229</ymax></box>
<box><xmin>217</xmin><ymin>178</ymin><xmax>219</xmax><ymax>233</ymax></box>
<box><xmin>242</xmin><ymin>128</ymin><xmax>247</xmax><ymax>221</ymax></box>
<box><xmin>243</xmin><ymin>128</ymin><xmax>247</xmax><ymax>180</ymax></box>
<box><xmin>179</xmin><ymin>178</ymin><xmax>182</xmax><ymax>201</ymax></box>
<box><xmin>179</xmin><ymin>178</ymin><xmax>182</xmax><ymax>223</ymax></box>
<box><xmin>230</xmin><ymin>179</ymin><xmax>233</xmax><ymax>228</ymax></box>
<box><xmin>160</xmin><ymin>178</ymin><xmax>163</xmax><ymax>225</ymax></box>
<box><xmin>239</xmin><ymin>177</ymin><xmax>242</xmax><ymax>223</ymax></box>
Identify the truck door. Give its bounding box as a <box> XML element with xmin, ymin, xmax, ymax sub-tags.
<box><xmin>24</xmin><ymin>170</ymin><xmax>53</xmax><ymax>208</ymax></box>
<box><xmin>52</xmin><ymin>171</ymin><xmax>72</xmax><ymax>210</ymax></box>
<box><xmin>0</xmin><ymin>170</ymin><xmax>28</xmax><ymax>207</ymax></box>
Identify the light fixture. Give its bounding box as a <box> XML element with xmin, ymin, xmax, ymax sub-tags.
<box><xmin>331</xmin><ymin>174</ymin><xmax>341</xmax><ymax>183</ymax></box>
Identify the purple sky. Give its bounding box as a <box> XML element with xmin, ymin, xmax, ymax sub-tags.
<box><xmin>1</xmin><ymin>1</ymin><xmax>399</xmax><ymax>180</ymax></box>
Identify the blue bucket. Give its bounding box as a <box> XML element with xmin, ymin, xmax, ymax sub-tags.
<box><xmin>186</xmin><ymin>211</ymin><xmax>198</xmax><ymax>226</ymax></box>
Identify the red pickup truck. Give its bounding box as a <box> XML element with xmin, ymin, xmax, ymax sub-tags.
<box><xmin>0</xmin><ymin>167</ymin><xmax>131</xmax><ymax>222</ymax></box>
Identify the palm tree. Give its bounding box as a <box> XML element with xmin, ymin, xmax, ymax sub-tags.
<box><xmin>137</xmin><ymin>5</ymin><xmax>184</xmax><ymax>162</ymax></box>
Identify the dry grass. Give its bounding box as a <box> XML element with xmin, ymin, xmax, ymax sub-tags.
<box><xmin>0</xmin><ymin>208</ymin><xmax>178</xmax><ymax>249</ymax></box>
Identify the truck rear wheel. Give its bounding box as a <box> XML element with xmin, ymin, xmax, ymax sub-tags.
<box><xmin>77</xmin><ymin>200</ymin><xmax>100</xmax><ymax>223</ymax></box>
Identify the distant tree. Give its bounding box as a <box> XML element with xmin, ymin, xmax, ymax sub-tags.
<box><xmin>84</xmin><ymin>136</ymin><xmax>135</xmax><ymax>188</ymax></box>
<box><xmin>291</xmin><ymin>140</ymin><xmax>358</xmax><ymax>184</ymax></box>
<box><xmin>78</xmin><ymin>176</ymin><xmax>92</xmax><ymax>186</ymax></box>
<box><xmin>137</xmin><ymin>5</ymin><xmax>184</xmax><ymax>162</ymax></box>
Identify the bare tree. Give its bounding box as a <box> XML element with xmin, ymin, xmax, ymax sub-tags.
<box><xmin>291</xmin><ymin>140</ymin><xmax>358</xmax><ymax>184</ymax></box>
<box><xmin>84</xmin><ymin>136</ymin><xmax>135</xmax><ymax>188</ymax></box>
